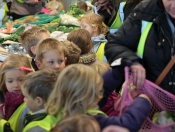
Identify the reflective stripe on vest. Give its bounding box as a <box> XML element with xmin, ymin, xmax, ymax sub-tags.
<box><xmin>8</xmin><ymin>102</ymin><xmax>27</xmax><ymax>132</ymax></box>
<box><xmin>22</xmin><ymin>115</ymin><xmax>57</xmax><ymax>132</ymax></box>
<box><xmin>110</xmin><ymin>2</ymin><xmax>126</xmax><ymax>31</ymax></box>
<box><xmin>136</xmin><ymin>21</ymin><xmax>153</xmax><ymax>58</ymax></box>
<box><xmin>0</xmin><ymin>119</ymin><xmax>8</xmax><ymax>132</ymax></box>
<box><xmin>86</xmin><ymin>109</ymin><xmax>107</xmax><ymax>116</ymax></box>
<box><xmin>55</xmin><ymin>109</ymin><xmax>107</xmax><ymax>122</ymax></box>
<box><xmin>96</xmin><ymin>42</ymin><xmax>106</xmax><ymax>61</ymax></box>
<box><xmin>17</xmin><ymin>0</ymin><xmax>24</xmax><ymax>3</ymax></box>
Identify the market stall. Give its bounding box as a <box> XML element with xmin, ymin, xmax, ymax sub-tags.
<box><xmin>0</xmin><ymin>4</ymin><xmax>86</xmax><ymax>61</ymax></box>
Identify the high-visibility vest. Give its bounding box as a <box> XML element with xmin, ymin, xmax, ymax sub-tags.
<box><xmin>16</xmin><ymin>0</ymin><xmax>24</xmax><ymax>4</ymax></box>
<box><xmin>22</xmin><ymin>114</ymin><xmax>57</xmax><ymax>132</ymax></box>
<box><xmin>136</xmin><ymin>21</ymin><xmax>153</xmax><ymax>58</ymax></box>
<box><xmin>96</xmin><ymin>42</ymin><xmax>106</xmax><ymax>61</ymax></box>
<box><xmin>55</xmin><ymin>109</ymin><xmax>107</xmax><ymax>122</ymax></box>
<box><xmin>8</xmin><ymin>102</ymin><xmax>29</xmax><ymax>132</ymax></box>
<box><xmin>110</xmin><ymin>2</ymin><xmax>126</xmax><ymax>33</ymax></box>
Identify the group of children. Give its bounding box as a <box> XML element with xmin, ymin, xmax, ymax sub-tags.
<box><xmin>0</xmin><ymin>10</ymin><xmax>152</xmax><ymax>132</ymax></box>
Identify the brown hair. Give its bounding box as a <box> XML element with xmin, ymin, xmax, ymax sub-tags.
<box><xmin>50</xmin><ymin>114</ymin><xmax>100</xmax><ymax>132</ymax></box>
<box><xmin>79</xmin><ymin>13</ymin><xmax>108</xmax><ymax>35</ymax></box>
<box><xmin>35</xmin><ymin>38</ymin><xmax>66</xmax><ymax>62</ymax></box>
<box><xmin>67</xmin><ymin>29</ymin><xmax>93</xmax><ymax>54</ymax></box>
<box><xmin>77</xmin><ymin>1</ymin><xmax>88</xmax><ymax>12</ymax></box>
<box><xmin>19</xmin><ymin>26</ymin><xmax>50</xmax><ymax>57</ymax></box>
<box><xmin>61</xmin><ymin>40</ymin><xmax>81</xmax><ymax>65</ymax></box>
<box><xmin>22</xmin><ymin>69</ymin><xmax>58</xmax><ymax>102</ymax></box>
<box><xmin>0</xmin><ymin>54</ymin><xmax>32</xmax><ymax>95</ymax></box>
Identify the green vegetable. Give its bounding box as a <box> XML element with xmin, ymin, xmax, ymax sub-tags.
<box><xmin>14</xmin><ymin>26</ymin><xmax>25</xmax><ymax>36</ymax></box>
<box><xmin>4</xmin><ymin>34</ymin><xmax>19</xmax><ymax>42</ymax></box>
<box><xmin>50</xmin><ymin>18</ymin><xmax>61</xmax><ymax>24</ymax></box>
<box><xmin>66</xmin><ymin>5</ymin><xmax>85</xmax><ymax>18</ymax></box>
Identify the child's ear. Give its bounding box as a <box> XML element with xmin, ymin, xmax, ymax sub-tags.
<box><xmin>35</xmin><ymin>97</ymin><xmax>44</xmax><ymax>107</ymax></box>
<box><xmin>64</xmin><ymin>57</ymin><xmax>67</xmax><ymax>63</ymax></box>
<box><xmin>35</xmin><ymin>60</ymin><xmax>42</xmax><ymax>70</ymax></box>
<box><xmin>30</xmin><ymin>46</ymin><xmax>36</xmax><ymax>55</ymax></box>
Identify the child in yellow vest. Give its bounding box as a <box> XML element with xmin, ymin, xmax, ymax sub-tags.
<box><xmin>0</xmin><ymin>54</ymin><xmax>33</xmax><ymax>132</ymax></box>
<box><xmin>46</xmin><ymin>64</ymin><xmax>151</xmax><ymax>132</ymax></box>
<box><xmin>22</xmin><ymin>69</ymin><xmax>58</xmax><ymax>132</ymax></box>
<box><xmin>79</xmin><ymin>13</ymin><xmax>109</xmax><ymax>62</ymax></box>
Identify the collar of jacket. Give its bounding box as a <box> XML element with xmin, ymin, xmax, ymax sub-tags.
<box><xmin>131</xmin><ymin>0</ymin><xmax>165</xmax><ymax>22</ymax></box>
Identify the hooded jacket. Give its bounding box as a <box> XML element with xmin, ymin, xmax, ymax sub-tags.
<box><xmin>105</xmin><ymin>0</ymin><xmax>175</xmax><ymax>94</ymax></box>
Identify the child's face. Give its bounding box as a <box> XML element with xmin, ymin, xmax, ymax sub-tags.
<box><xmin>5</xmin><ymin>70</ymin><xmax>26</xmax><ymax>94</ymax></box>
<box><xmin>36</xmin><ymin>50</ymin><xmax>66</xmax><ymax>73</ymax></box>
<box><xmin>80</xmin><ymin>21</ymin><xmax>98</xmax><ymax>37</ymax></box>
<box><xmin>22</xmin><ymin>88</ymin><xmax>40</xmax><ymax>113</ymax></box>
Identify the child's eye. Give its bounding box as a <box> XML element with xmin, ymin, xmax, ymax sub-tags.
<box><xmin>8</xmin><ymin>81</ymin><xmax>13</xmax><ymax>83</ymax></box>
<box><xmin>58</xmin><ymin>60</ymin><xmax>63</xmax><ymax>63</ymax></box>
<box><xmin>48</xmin><ymin>61</ymin><xmax>54</xmax><ymax>64</ymax></box>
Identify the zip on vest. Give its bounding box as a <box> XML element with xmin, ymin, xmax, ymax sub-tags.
<box><xmin>96</xmin><ymin>42</ymin><xmax>106</xmax><ymax>61</ymax></box>
<box><xmin>110</xmin><ymin>2</ymin><xmax>126</xmax><ymax>33</ymax></box>
<box><xmin>136</xmin><ymin>20</ymin><xmax>153</xmax><ymax>58</ymax></box>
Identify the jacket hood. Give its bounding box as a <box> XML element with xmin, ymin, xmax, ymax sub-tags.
<box><xmin>132</xmin><ymin>0</ymin><xmax>165</xmax><ymax>21</ymax></box>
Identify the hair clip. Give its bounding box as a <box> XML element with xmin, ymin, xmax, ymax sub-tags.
<box><xmin>20</xmin><ymin>66</ymin><xmax>33</xmax><ymax>72</ymax></box>
<box><xmin>1</xmin><ymin>66</ymin><xmax>33</xmax><ymax>75</ymax></box>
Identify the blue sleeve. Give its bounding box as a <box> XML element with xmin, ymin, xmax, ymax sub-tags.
<box><xmin>98</xmin><ymin>66</ymin><xmax>124</xmax><ymax>108</ymax></box>
<box><xmin>95</xmin><ymin>97</ymin><xmax>151</xmax><ymax>132</ymax></box>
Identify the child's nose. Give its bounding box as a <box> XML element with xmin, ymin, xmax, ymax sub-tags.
<box><xmin>54</xmin><ymin>63</ymin><xmax>60</xmax><ymax>68</ymax></box>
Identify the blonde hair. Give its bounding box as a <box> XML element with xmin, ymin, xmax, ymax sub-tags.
<box><xmin>67</xmin><ymin>29</ymin><xmax>93</xmax><ymax>54</ymax></box>
<box><xmin>90</xmin><ymin>60</ymin><xmax>111</xmax><ymax>75</ymax></box>
<box><xmin>46</xmin><ymin>64</ymin><xmax>103</xmax><ymax>117</ymax></box>
<box><xmin>35</xmin><ymin>38</ymin><xmax>66</xmax><ymax>62</ymax></box>
<box><xmin>0</xmin><ymin>54</ymin><xmax>32</xmax><ymax>95</ymax></box>
<box><xmin>19</xmin><ymin>26</ymin><xmax>50</xmax><ymax>57</ymax></box>
<box><xmin>79</xmin><ymin>13</ymin><xmax>108</xmax><ymax>35</ymax></box>
<box><xmin>61</xmin><ymin>40</ymin><xmax>81</xmax><ymax>66</ymax></box>
<box><xmin>50</xmin><ymin>114</ymin><xmax>100</xmax><ymax>132</ymax></box>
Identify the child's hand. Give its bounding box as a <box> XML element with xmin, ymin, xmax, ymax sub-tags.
<box><xmin>139</xmin><ymin>94</ymin><xmax>151</xmax><ymax>105</ymax></box>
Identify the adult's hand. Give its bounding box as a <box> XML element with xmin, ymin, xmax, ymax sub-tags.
<box><xmin>131</xmin><ymin>64</ymin><xmax>145</xmax><ymax>89</ymax></box>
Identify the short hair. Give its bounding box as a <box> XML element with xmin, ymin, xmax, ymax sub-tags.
<box><xmin>0</xmin><ymin>54</ymin><xmax>32</xmax><ymax>95</ymax></box>
<box><xmin>67</xmin><ymin>29</ymin><xmax>93</xmax><ymax>54</ymax></box>
<box><xmin>46</xmin><ymin>64</ymin><xmax>103</xmax><ymax>116</ymax></box>
<box><xmin>35</xmin><ymin>38</ymin><xmax>66</xmax><ymax>62</ymax></box>
<box><xmin>50</xmin><ymin>114</ymin><xmax>100</xmax><ymax>132</ymax></box>
<box><xmin>90</xmin><ymin>60</ymin><xmax>111</xmax><ymax>75</ymax></box>
<box><xmin>22</xmin><ymin>69</ymin><xmax>58</xmax><ymax>102</ymax></box>
<box><xmin>61</xmin><ymin>40</ymin><xmax>81</xmax><ymax>65</ymax></box>
<box><xmin>79</xmin><ymin>13</ymin><xmax>108</xmax><ymax>35</ymax></box>
<box><xmin>77</xmin><ymin>1</ymin><xmax>88</xmax><ymax>12</ymax></box>
<box><xmin>19</xmin><ymin>26</ymin><xmax>50</xmax><ymax>57</ymax></box>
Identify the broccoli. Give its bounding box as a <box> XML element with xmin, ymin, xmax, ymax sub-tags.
<box><xmin>66</xmin><ymin>5</ymin><xmax>85</xmax><ymax>18</ymax></box>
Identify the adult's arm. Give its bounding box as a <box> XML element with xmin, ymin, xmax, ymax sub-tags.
<box><xmin>105</xmin><ymin>13</ymin><xmax>142</xmax><ymax>64</ymax></box>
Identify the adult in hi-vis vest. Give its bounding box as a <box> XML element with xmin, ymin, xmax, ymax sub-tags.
<box><xmin>92</xmin><ymin>0</ymin><xmax>143</xmax><ymax>33</ymax></box>
<box><xmin>105</xmin><ymin>0</ymin><xmax>175</xmax><ymax>95</ymax></box>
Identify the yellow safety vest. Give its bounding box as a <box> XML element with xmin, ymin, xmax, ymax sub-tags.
<box><xmin>136</xmin><ymin>21</ymin><xmax>153</xmax><ymax>58</ymax></box>
<box><xmin>17</xmin><ymin>0</ymin><xmax>24</xmax><ymax>4</ymax></box>
<box><xmin>22</xmin><ymin>114</ymin><xmax>57</xmax><ymax>132</ymax></box>
<box><xmin>110</xmin><ymin>2</ymin><xmax>126</xmax><ymax>33</ymax></box>
<box><xmin>8</xmin><ymin>102</ymin><xmax>29</xmax><ymax>132</ymax></box>
<box><xmin>55</xmin><ymin>109</ymin><xmax>107</xmax><ymax>122</ymax></box>
<box><xmin>0</xmin><ymin>119</ymin><xmax>8</xmax><ymax>132</ymax></box>
<box><xmin>96</xmin><ymin>42</ymin><xmax>106</xmax><ymax>61</ymax></box>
